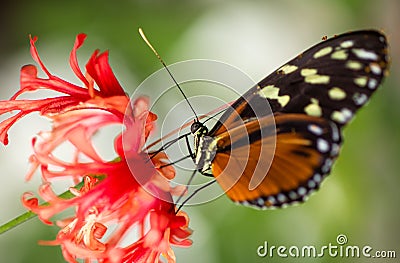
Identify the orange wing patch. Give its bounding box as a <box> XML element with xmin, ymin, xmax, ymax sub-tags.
<box><xmin>211</xmin><ymin>114</ymin><xmax>341</xmax><ymax>208</ymax></box>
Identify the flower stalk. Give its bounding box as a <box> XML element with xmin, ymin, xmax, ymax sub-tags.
<box><xmin>0</xmin><ymin>179</ymin><xmax>84</xmax><ymax>234</ymax></box>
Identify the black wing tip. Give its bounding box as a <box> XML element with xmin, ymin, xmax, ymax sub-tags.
<box><xmin>332</xmin><ymin>29</ymin><xmax>388</xmax><ymax>44</ymax></box>
<box><xmin>336</xmin><ymin>29</ymin><xmax>386</xmax><ymax>36</ymax></box>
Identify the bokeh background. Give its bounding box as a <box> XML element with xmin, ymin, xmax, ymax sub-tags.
<box><xmin>0</xmin><ymin>0</ymin><xmax>399</xmax><ymax>262</ymax></box>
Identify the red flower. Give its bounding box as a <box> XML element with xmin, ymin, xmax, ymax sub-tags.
<box><xmin>0</xmin><ymin>34</ymin><xmax>191</xmax><ymax>262</ymax></box>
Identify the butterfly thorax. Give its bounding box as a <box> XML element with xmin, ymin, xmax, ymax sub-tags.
<box><xmin>191</xmin><ymin>122</ymin><xmax>218</xmax><ymax>175</ymax></box>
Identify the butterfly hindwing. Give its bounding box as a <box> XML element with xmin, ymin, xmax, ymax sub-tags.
<box><xmin>211</xmin><ymin>114</ymin><xmax>341</xmax><ymax>208</ymax></box>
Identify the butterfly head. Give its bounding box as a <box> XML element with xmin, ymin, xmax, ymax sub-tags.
<box><xmin>191</xmin><ymin>121</ymin><xmax>208</xmax><ymax>136</ymax></box>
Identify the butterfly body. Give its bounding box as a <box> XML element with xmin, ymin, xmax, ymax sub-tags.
<box><xmin>194</xmin><ymin>133</ymin><xmax>217</xmax><ymax>175</ymax></box>
<box><xmin>190</xmin><ymin>30</ymin><xmax>389</xmax><ymax>209</ymax></box>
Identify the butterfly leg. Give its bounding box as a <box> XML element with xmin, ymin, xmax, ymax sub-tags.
<box><xmin>201</xmin><ymin>171</ymin><xmax>214</xmax><ymax>177</ymax></box>
<box><xmin>149</xmin><ymin>132</ymin><xmax>191</xmax><ymax>159</ymax></box>
<box><xmin>176</xmin><ymin>179</ymin><xmax>217</xmax><ymax>213</ymax></box>
<box><xmin>184</xmin><ymin>135</ymin><xmax>195</xmax><ymax>160</ymax></box>
<box><xmin>158</xmin><ymin>154</ymin><xmax>192</xmax><ymax>168</ymax></box>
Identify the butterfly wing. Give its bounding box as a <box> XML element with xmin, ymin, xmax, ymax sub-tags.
<box><xmin>209</xmin><ymin>30</ymin><xmax>389</xmax><ymax>137</ymax></box>
<box><xmin>212</xmin><ymin>113</ymin><xmax>341</xmax><ymax>208</ymax></box>
<box><xmin>205</xmin><ymin>30</ymin><xmax>388</xmax><ymax>208</ymax></box>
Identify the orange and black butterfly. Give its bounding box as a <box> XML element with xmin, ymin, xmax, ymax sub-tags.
<box><xmin>146</xmin><ymin>30</ymin><xmax>389</xmax><ymax>209</ymax></box>
<box><xmin>179</xmin><ymin>30</ymin><xmax>389</xmax><ymax>209</ymax></box>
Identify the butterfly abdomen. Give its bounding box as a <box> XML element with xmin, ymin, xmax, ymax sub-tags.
<box><xmin>194</xmin><ymin>135</ymin><xmax>218</xmax><ymax>174</ymax></box>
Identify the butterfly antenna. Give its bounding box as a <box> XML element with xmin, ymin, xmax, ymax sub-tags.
<box><xmin>139</xmin><ymin>28</ymin><xmax>199</xmax><ymax>122</ymax></box>
<box><xmin>202</xmin><ymin>107</ymin><xmax>227</xmax><ymax>125</ymax></box>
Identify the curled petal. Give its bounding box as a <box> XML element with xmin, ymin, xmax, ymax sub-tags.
<box><xmin>69</xmin><ymin>33</ymin><xmax>89</xmax><ymax>87</ymax></box>
<box><xmin>85</xmin><ymin>51</ymin><xmax>125</xmax><ymax>97</ymax></box>
<box><xmin>29</xmin><ymin>35</ymin><xmax>51</xmax><ymax>77</ymax></box>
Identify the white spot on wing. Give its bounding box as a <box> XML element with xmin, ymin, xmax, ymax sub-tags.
<box><xmin>354</xmin><ymin>76</ymin><xmax>368</xmax><ymax>87</ymax></box>
<box><xmin>301</xmin><ymin>68</ymin><xmax>318</xmax><ymax>76</ymax></box>
<box><xmin>305</xmin><ymin>74</ymin><xmax>330</xmax><ymax>84</ymax></box>
<box><xmin>277</xmin><ymin>194</ymin><xmax>287</xmax><ymax>203</ymax></box>
<box><xmin>342</xmin><ymin>108</ymin><xmax>353</xmax><ymax>119</ymax></box>
<box><xmin>313</xmin><ymin>173</ymin><xmax>322</xmax><ymax>183</ymax></box>
<box><xmin>340</xmin><ymin>40</ymin><xmax>354</xmax><ymax>48</ymax></box>
<box><xmin>297</xmin><ymin>187</ymin><xmax>307</xmax><ymax>196</ymax></box>
<box><xmin>317</xmin><ymin>138</ymin><xmax>329</xmax><ymax>153</ymax></box>
<box><xmin>352</xmin><ymin>48</ymin><xmax>379</xmax><ymax>60</ymax></box>
<box><xmin>322</xmin><ymin>158</ymin><xmax>333</xmax><ymax>173</ymax></box>
<box><xmin>300</xmin><ymin>67</ymin><xmax>330</xmax><ymax>85</ymax></box>
<box><xmin>308</xmin><ymin>124</ymin><xmax>323</xmax><ymax>135</ymax></box>
<box><xmin>353</xmin><ymin>92</ymin><xmax>368</xmax><ymax>105</ymax></box>
<box><xmin>308</xmin><ymin>180</ymin><xmax>316</xmax><ymax>189</ymax></box>
<box><xmin>258</xmin><ymin>85</ymin><xmax>290</xmax><ymax>107</ymax></box>
<box><xmin>331</xmin><ymin>49</ymin><xmax>348</xmax><ymax>60</ymax></box>
<box><xmin>369</xmin><ymin>63</ymin><xmax>382</xmax><ymax>75</ymax></box>
<box><xmin>368</xmin><ymin>78</ymin><xmax>378</xmax><ymax>89</ymax></box>
<box><xmin>331</xmin><ymin>108</ymin><xmax>353</xmax><ymax>124</ymax></box>
<box><xmin>328</xmin><ymin>87</ymin><xmax>346</xmax><ymax>100</ymax></box>
<box><xmin>346</xmin><ymin>60</ymin><xmax>363</xmax><ymax>70</ymax></box>
<box><xmin>289</xmin><ymin>191</ymin><xmax>298</xmax><ymax>200</ymax></box>
<box><xmin>304</xmin><ymin>98</ymin><xmax>322</xmax><ymax>117</ymax></box>
<box><xmin>331</xmin><ymin>143</ymin><xmax>340</xmax><ymax>155</ymax></box>
<box><xmin>241</xmin><ymin>201</ymin><xmax>250</xmax><ymax>206</ymax></box>
<box><xmin>329</xmin><ymin>122</ymin><xmax>340</xmax><ymax>142</ymax></box>
<box><xmin>278</xmin><ymin>64</ymin><xmax>298</xmax><ymax>74</ymax></box>
<box><xmin>313</xmin><ymin>46</ymin><xmax>333</xmax><ymax>58</ymax></box>
<box><xmin>267</xmin><ymin>196</ymin><xmax>276</xmax><ymax>205</ymax></box>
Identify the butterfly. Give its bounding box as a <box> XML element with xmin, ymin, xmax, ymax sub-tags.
<box><xmin>186</xmin><ymin>30</ymin><xmax>389</xmax><ymax>209</ymax></box>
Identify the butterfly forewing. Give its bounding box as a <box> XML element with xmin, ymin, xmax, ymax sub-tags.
<box><xmin>262</xmin><ymin>30</ymin><xmax>389</xmax><ymax>127</ymax></box>
<box><xmin>209</xmin><ymin>30</ymin><xmax>388</xmax><ymax>137</ymax></box>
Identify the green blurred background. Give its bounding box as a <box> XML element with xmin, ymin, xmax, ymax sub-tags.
<box><xmin>0</xmin><ymin>0</ymin><xmax>399</xmax><ymax>262</ymax></box>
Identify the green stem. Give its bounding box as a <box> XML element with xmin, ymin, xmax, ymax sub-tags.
<box><xmin>0</xmin><ymin>180</ymin><xmax>84</xmax><ymax>235</ymax></box>
<box><xmin>0</xmin><ymin>210</ymin><xmax>37</xmax><ymax>234</ymax></box>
